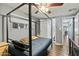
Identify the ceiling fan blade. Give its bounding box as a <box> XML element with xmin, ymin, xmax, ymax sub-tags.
<box><xmin>48</xmin><ymin>3</ymin><xmax>64</xmax><ymax>7</ymax></box>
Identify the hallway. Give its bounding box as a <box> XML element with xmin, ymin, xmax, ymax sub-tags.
<box><xmin>48</xmin><ymin>35</ymin><xmax>69</xmax><ymax>56</ymax></box>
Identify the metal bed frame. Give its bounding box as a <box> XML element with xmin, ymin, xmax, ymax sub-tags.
<box><xmin>5</xmin><ymin>3</ymin><xmax>53</xmax><ymax>56</ymax></box>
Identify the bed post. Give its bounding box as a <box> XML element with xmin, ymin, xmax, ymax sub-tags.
<box><xmin>6</xmin><ymin>15</ymin><xmax>9</xmax><ymax>43</ymax></box>
<box><xmin>72</xmin><ymin>17</ymin><xmax>75</xmax><ymax>55</ymax></box>
<box><xmin>28</xmin><ymin>3</ymin><xmax>32</xmax><ymax>56</ymax></box>
<box><xmin>51</xmin><ymin>18</ymin><xmax>53</xmax><ymax>48</ymax></box>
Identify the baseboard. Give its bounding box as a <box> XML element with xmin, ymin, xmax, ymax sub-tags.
<box><xmin>55</xmin><ymin>43</ymin><xmax>63</xmax><ymax>45</ymax></box>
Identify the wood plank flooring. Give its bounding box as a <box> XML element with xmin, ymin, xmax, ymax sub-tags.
<box><xmin>48</xmin><ymin>45</ymin><xmax>64</xmax><ymax>56</ymax></box>
<box><xmin>48</xmin><ymin>35</ymin><xmax>69</xmax><ymax>56</ymax></box>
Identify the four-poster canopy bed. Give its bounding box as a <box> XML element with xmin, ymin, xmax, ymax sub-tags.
<box><xmin>6</xmin><ymin>3</ymin><xmax>52</xmax><ymax>56</ymax></box>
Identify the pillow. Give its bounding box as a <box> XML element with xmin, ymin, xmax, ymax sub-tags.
<box><xmin>32</xmin><ymin>36</ymin><xmax>38</xmax><ymax>40</ymax></box>
<box><xmin>12</xmin><ymin>40</ymin><xmax>29</xmax><ymax>51</ymax></box>
<box><xmin>20</xmin><ymin>36</ymin><xmax>38</xmax><ymax>43</ymax></box>
<box><xmin>20</xmin><ymin>38</ymin><xmax>29</xmax><ymax>43</ymax></box>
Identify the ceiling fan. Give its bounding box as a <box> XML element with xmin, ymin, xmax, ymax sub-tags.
<box><xmin>47</xmin><ymin>3</ymin><xmax>64</xmax><ymax>7</ymax></box>
<box><xmin>34</xmin><ymin>3</ymin><xmax>64</xmax><ymax>14</ymax></box>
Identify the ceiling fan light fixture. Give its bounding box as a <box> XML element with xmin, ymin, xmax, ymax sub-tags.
<box><xmin>35</xmin><ymin>3</ymin><xmax>63</xmax><ymax>14</ymax></box>
<box><xmin>35</xmin><ymin>3</ymin><xmax>50</xmax><ymax>13</ymax></box>
<box><xmin>40</xmin><ymin>6</ymin><xmax>49</xmax><ymax>13</ymax></box>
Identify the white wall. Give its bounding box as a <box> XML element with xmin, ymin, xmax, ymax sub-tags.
<box><xmin>8</xmin><ymin>17</ymin><xmax>28</xmax><ymax>40</ymax></box>
<box><xmin>8</xmin><ymin>17</ymin><xmax>35</xmax><ymax>40</ymax></box>
<box><xmin>40</xmin><ymin>20</ymin><xmax>48</xmax><ymax>38</ymax></box>
<box><xmin>32</xmin><ymin>22</ymin><xmax>35</xmax><ymax>36</ymax></box>
<box><xmin>0</xmin><ymin>13</ymin><xmax>36</xmax><ymax>42</ymax></box>
<box><xmin>4</xmin><ymin>17</ymin><xmax>7</xmax><ymax>42</ymax></box>
<box><xmin>40</xmin><ymin>19</ymin><xmax>51</xmax><ymax>38</ymax></box>
<box><xmin>0</xmin><ymin>15</ymin><xmax>2</xmax><ymax>42</ymax></box>
<box><xmin>47</xmin><ymin>19</ymin><xmax>51</xmax><ymax>38</ymax></box>
<box><xmin>52</xmin><ymin>18</ymin><xmax>56</xmax><ymax>42</ymax></box>
<box><xmin>68</xmin><ymin>18</ymin><xmax>73</xmax><ymax>40</ymax></box>
<box><xmin>55</xmin><ymin>17</ymin><xmax>63</xmax><ymax>44</ymax></box>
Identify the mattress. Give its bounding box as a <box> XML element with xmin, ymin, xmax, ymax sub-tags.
<box><xmin>9</xmin><ymin>37</ymin><xmax>52</xmax><ymax>56</ymax></box>
<box><xmin>31</xmin><ymin>37</ymin><xmax>52</xmax><ymax>56</ymax></box>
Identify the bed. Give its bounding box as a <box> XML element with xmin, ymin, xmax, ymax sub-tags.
<box><xmin>8</xmin><ymin>37</ymin><xmax>52</xmax><ymax>56</ymax></box>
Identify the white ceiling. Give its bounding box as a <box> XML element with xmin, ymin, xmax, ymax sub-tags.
<box><xmin>0</xmin><ymin>3</ymin><xmax>79</xmax><ymax>19</ymax></box>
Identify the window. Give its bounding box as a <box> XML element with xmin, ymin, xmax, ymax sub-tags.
<box><xmin>19</xmin><ymin>23</ymin><xmax>24</xmax><ymax>28</ymax></box>
<box><xmin>12</xmin><ymin>22</ymin><xmax>18</xmax><ymax>29</ymax></box>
